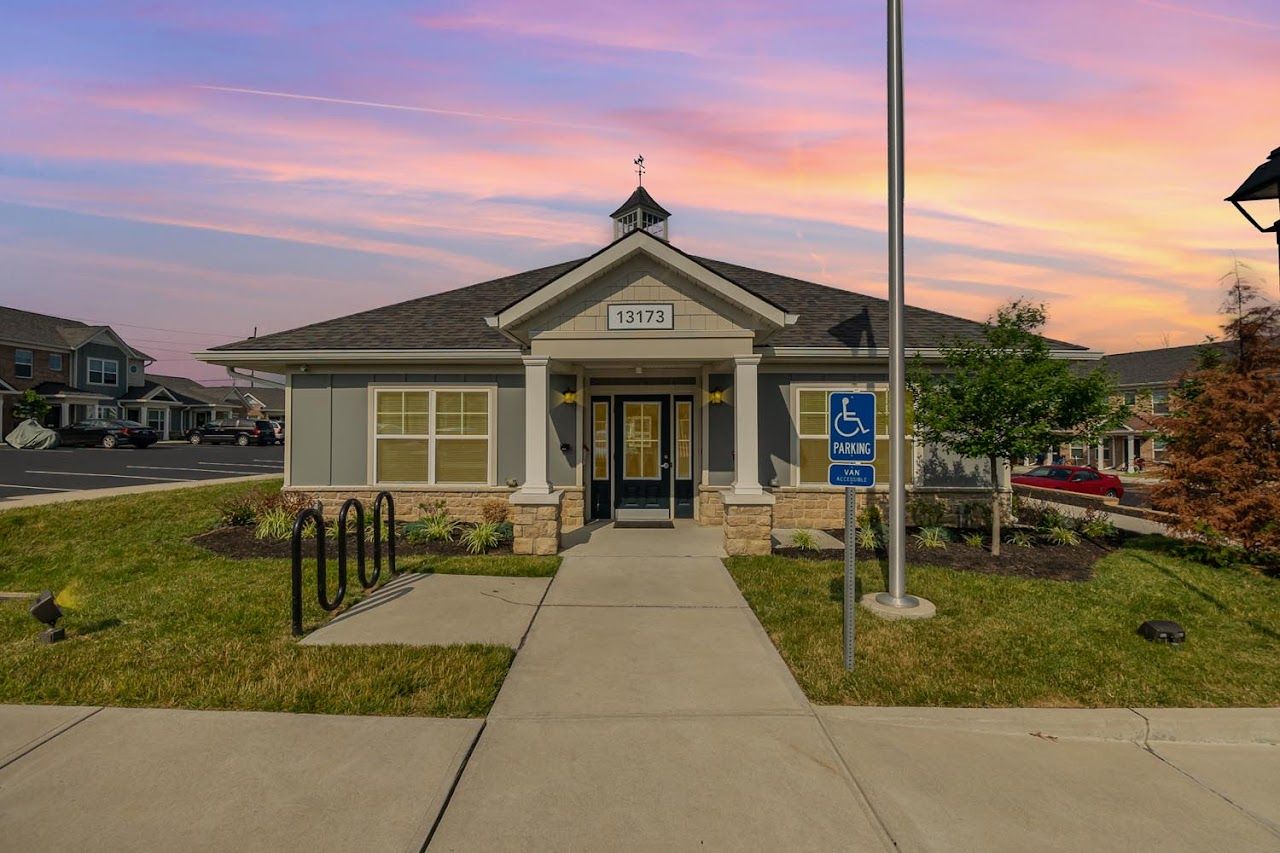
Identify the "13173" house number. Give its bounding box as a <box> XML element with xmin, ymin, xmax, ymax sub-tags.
<box><xmin>606</xmin><ymin>303</ymin><xmax>674</xmax><ymax>330</ymax></box>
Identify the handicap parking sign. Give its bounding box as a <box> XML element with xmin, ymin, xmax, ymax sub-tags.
<box><xmin>829</xmin><ymin>391</ymin><xmax>876</xmax><ymax>463</ymax></box>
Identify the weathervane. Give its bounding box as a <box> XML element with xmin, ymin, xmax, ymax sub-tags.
<box><xmin>634</xmin><ymin>154</ymin><xmax>645</xmax><ymax>186</ymax></box>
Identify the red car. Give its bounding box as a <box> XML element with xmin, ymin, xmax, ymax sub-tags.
<box><xmin>1011</xmin><ymin>465</ymin><xmax>1124</xmax><ymax>499</ymax></box>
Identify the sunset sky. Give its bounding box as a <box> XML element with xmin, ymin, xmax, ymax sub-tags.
<box><xmin>2</xmin><ymin>1</ymin><xmax>1278</xmax><ymax>380</ymax></box>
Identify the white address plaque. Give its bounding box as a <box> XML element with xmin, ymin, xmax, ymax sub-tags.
<box><xmin>606</xmin><ymin>303</ymin><xmax>674</xmax><ymax>330</ymax></box>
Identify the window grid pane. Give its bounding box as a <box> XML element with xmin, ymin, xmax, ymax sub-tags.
<box><xmin>592</xmin><ymin>402</ymin><xmax>609</xmax><ymax>480</ymax></box>
<box><xmin>435</xmin><ymin>439</ymin><xmax>488</xmax><ymax>483</ymax></box>
<box><xmin>676</xmin><ymin>401</ymin><xmax>692</xmax><ymax>480</ymax></box>
<box><xmin>797</xmin><ymin>390</ymin><xmax>827</xmax><ymax>436</ymax></box>
<box><xmin>377</xmin><ymin>438</ymin><xmax>429</xmax><ymax>482</ymax></box>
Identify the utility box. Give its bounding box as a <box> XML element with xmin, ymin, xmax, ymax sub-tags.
<box><xmin>1138</xmin><ymin>620</ymin><xmax>1186</xmax><ymax>644</ymax></box>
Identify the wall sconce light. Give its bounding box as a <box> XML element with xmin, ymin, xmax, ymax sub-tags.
<box><xmin>708</xmin><ymin>388</ymin><xmax>726</xmax><ymax>405</ymax></box>
<box><xmin>561</xmin><ymin>389</ymin><xmax>578</xmax><ymax>405</ymax></box>
<box><xmin>29</xmin><ymin>590</ymin><xmax>64</xmax><ymax>643</ymax></box>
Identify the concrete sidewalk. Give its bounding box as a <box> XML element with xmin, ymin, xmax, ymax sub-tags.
<box><xmin>300</xmin><ymin>571</ymin><xmax>550</xmax><ymax>648</ymax></box>
<box><xmin>429</xmin><ymin>522</ymin><xmax>895</xmax><ymax>850</ymax></box>
<box><xmin>817</xmin><ymin>707</ymin><xmax>1280</xmax><ymax>851</ymax></box>
<box><xmin>0</xmin><ymin>705</ymin><xmax>480</xmax><ymax>852</ymax></box>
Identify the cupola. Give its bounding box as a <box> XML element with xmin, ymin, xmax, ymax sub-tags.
<box><xmin>611</xmin><ymin>155</ymin><xmax>670</xmax><ymax>240</ymax></box>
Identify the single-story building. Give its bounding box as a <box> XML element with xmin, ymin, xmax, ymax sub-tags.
<box><xmin>197</xmin><ymin>188</ymin><xmax>1096</xmax><ymax>554</ymax></box>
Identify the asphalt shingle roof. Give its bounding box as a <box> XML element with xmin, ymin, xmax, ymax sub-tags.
<box><xmin>210</xmin><ymin>238</ymin><xmax>1088</xmax><ymax>354</ymax></box>
<box><xmin>1101</xmin><ymin>341</ymin><xmax>1234</xmax><ymax>386</ymax></box>
<box><xmin>147</xmin><ymin>374</ymin><xmax>236</xmax><ymax>406</ymax></box>
<box><xmin>0</xmin><ymin>306</ymin><xmax>153</xmax><ymax>360</ymax></box>
<box><xmin>610</xmin><ymin>186</ymin><xmax>671</xmax><ymax>218</ymax></box>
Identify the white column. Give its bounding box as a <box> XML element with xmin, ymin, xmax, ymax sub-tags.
<box><xmin>1126</xmin><ymin>434</ymin><xmax>1135</xmax><ymax>473</ymax></box>
<box><xmin>141</xmin><ymin>405</ymin><xmax>149</xmax><ymax>432</ymax></box>
<box><xmin>730</xmin><ymin>354</ymin><xmax>763</xmax><ymax>496</ymax></box>
<box><xmin>519</xmin><ymin>356</ymin><xmax>552</xmax><ymax>495</ymax></box>
<box><xmin>60</xmin><ymin>402</ymin><xmax>69</xmax><ymax>427</ymax></box>
<box><xmin>163</xmin><ymin>407</ymin><xmax>171</xmax><ymax>441</ymax></box>
<box><xmin>1096</xmin><ymin>440</ymin><xmax>1104</xmax><ymax>469</ymax></box>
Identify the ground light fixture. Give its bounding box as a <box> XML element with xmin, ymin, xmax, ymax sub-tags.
<box><xmin>1138</xmin><ymin>620</ymin><xmax>1186</xmax><ymax>644</ymax></box>
<box><xmin>29</xmin><ymin>590</ymin><xmax>65</xmax><ymax>643</ymax></box>
<box><xmin>1226</xmin><ymin>146</ymin><xmax>1280</xmax><ymax>293</ymax></box>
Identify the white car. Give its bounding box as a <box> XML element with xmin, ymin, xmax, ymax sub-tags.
<box><xmin>270</xmin><ymin>421</ymin><xmax>284</xmax><ymax>444</ymax></box>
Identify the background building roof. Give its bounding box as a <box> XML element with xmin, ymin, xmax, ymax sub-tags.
<box><xmin>1101</xmin><ymin>340</ymin><xmax>1234</xmax><ymax>386</ymax></box>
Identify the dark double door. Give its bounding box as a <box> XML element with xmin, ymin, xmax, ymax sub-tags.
<box><xmin>591</xmin><ymin>394</ymin><xmax>694</xmax><ymax>520</ymax></box>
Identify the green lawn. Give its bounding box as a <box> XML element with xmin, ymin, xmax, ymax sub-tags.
<box><xmin>727</xmin><ymin>541</ymin><xmax>1280</xmax><ymax>707</ymax></box>
<box><xmin>402</xmin><ymin>554</ymin><xmax>561</xmax><ymax>577</ymax></box>
<box><xmin>0</xmin><ymin>481</ymin><xmax>552</xmax><ymax>717</ymax></box>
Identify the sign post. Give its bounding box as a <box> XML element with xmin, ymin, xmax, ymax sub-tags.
<box><xmin>829</xmin><ymin>391</ymin><xmax>876</xmax><ymax>671</ymax></box>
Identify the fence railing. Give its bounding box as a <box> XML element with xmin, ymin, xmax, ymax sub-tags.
<box><xmin>290</xmin><ymin>492</ymin><xmax>397</xmax><ymax>636</ymax></box>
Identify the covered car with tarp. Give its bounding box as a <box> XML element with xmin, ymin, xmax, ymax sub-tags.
<box><xmin>5</xmin><ymin>418</ymin><xmax>60</xmax><ymax>449</ymax></box>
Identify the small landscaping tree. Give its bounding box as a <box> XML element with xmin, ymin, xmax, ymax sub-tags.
<box><xmin>910</xmin><ymin>300</ymin><xmax>1127</xmax><ymax>555</ymax></box>
<box><xmin>11</xmin><ymin>389</ymin><xmax>51</xmax><ymax>423</ymax></box>
<box><xmin>1152</xmin><ymin>271</ymin><xmax>1280</xmax><ymax>557</ymax></box>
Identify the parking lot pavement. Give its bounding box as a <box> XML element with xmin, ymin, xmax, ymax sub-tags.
<box><xmin>0</xmin><ymin>442</ymin><xmax>284</xmax><ymax>501</ymax></box>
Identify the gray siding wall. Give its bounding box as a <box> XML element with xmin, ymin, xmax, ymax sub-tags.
<box><xmin>288</xmin><ymin>372</ymin><xmax>525</xmax><ymax>488</ymax></box>
<box><xmin>548</xmin><ymin>373</ymin><xmax>578</xmax><ymax>487</ymax></box>
<box><xmin>78</xmin><ymin>342</ymin><xmax>128</xmax><ymax>399</ymax></box>
<box><xmin>707</xmin><ymin>372</ymin><xmax>734</xmax><ymax>485</ymax></box>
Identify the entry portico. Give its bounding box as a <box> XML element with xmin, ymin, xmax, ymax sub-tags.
<box><xmin>197</xmin><ymin>185</ymin><xmax>1095</xmax><ymax>556</ymax></box>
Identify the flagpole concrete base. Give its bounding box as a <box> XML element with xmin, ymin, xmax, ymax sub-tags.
<box><xmin>860</xmin><ymin>592</ymin><xmax>936</xmax><ymax>620</ymax></box>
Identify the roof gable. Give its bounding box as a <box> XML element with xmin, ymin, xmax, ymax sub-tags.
<box><xmin>493</xmin><ymin>230</ymin><xmax>792</xmax><ymax>337</ymax></box>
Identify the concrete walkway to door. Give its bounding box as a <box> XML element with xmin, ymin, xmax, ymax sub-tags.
<box><xmin>429</xmin><ymin>521</ymin><xmax>894</xmax><ymax>850</ymax></box>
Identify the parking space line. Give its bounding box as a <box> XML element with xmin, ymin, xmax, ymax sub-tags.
<box><xmin>25</xmin><ymin>470</ymin><xmax>189</xmax><ymax>482</ymax></box>
<box><xmin>0</xmin><ymin>483</ymin><xmax>74</xmax><ymax>492</ymax></box>
<box><xmin>196</xmin><ymin>461</ymin><xmax>284</xmax><ymax>469</ymax></box>
<box><xmin>128</xmin><ymin>466</ymin><xmax>267</xmax><ymax>475</ymax></box>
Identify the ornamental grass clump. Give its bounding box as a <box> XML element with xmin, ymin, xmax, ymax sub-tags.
<box><xmin>856</xmin><ymin>525</ymin><xmax>880</xmax><ymax>550</ymax></box>
<box><xmin>462</xmin><ymin>522</ymin><xmax>502</xmax><ymax>554</ymax></box>
<box><xmin>789</xmin><ymin>529</ymin><xmax>819</xmax><ymax>551</ymax></box>
<box><xmin>912</xmin><ymin>526</ymin><xmax>949</xmax><ymax>549</ymax></box>
<box><xmin>1045</xmin><ymin>525</ymin><xmax>1082</xmax><ymax>547</ymax></box>
<box><xmin>962</xmin><ymin>531</ymin><xmax>985</xmax><ymax>549</ymax></box>
<box><xmin>1006</xmin><ymin>530</ymin><xmax>1035</xmax><ymax>548</ymax></box>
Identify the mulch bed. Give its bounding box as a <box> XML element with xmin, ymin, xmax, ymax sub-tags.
<box><xmin>191</xmin><ymin>525</ymin><xmax>513</xmax><ymax>559</ymax></box>
<box><xmin>773</xmin><ymin>529</ymin><xmax>1127</xmax><ymax>581</ymax></box>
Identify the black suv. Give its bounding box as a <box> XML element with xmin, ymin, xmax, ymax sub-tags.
<box><xmin>185</xmin><ymin>418</ymin><xmax>276</xmax><ymax>446</ymax></box>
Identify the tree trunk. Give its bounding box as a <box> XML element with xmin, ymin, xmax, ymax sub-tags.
<box><xmin>990</xmin><ymin>455</ymin><xmax>1002</xmax><ymax>557</ymax></box>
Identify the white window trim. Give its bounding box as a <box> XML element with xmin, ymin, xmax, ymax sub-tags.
<box><xmin>366</xmin><ymin>384</ymin><xmax>497</xmax><ymax>487</ymax></box>
<box><xmin>790</xmin><ymin>382</ymin><xmax>917</xmax><ymax>487</ymax></box>
<box><xmin>87</xmin><ymin>357</ymin><xmax>120</xmax><ymax>387</ymax></box>
<box><xmin>15</xmin><ymin>349</ymin><xmax>33</xmax><ymax>379</ymax></box>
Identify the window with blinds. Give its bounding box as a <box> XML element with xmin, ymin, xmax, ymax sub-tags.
<box><xmin>795</xmin><ymin>388</ymin><xmax>913</xmax><ymax>485</ymax></box>
<box><xmin>373</xmin><ymin>388</ymin><xmax>492</xmax><ymax>484</ymax></box>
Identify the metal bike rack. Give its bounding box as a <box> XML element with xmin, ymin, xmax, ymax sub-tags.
<box><xmin>290</xmin><ymin>491</ymin><xmax>397</xmax><ymax>637</ymax></box>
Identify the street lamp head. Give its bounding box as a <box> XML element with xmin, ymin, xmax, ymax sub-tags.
<box><xmin>1226</xmin><ymin>146</ymin><xmax>1280</xmax><ymax>234</ymax></box>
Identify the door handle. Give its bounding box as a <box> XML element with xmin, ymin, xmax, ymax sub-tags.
<box><xmin>660</xmin><ymin>462</ymin><xmax>670</xmax><ymax>469</ymax></box>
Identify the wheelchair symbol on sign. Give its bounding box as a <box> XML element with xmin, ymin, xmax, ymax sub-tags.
<box><xmin>833</xmin><ymin>397</ymin><xmax>871</xmax><ymax>438</ymax></box>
